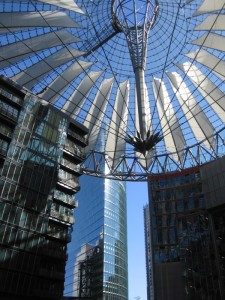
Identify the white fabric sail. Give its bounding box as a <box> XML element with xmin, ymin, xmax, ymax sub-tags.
<box><xmin>0</xmin><ymin>30</ymin><xmax>80</xmax><ymax>69</ymax></box>
<box><xmin>194</xmin><ymin>0</ymin><xmax>225</xmax><ymax>16</ymax></box>
<box><xmin>12</xmin><ymin>0</ymin><xmax>84</xmax><ymax>14</ymax></box>
<box><xmin>195</xmin><ymin>14</ymin><xmax>225</xmax><ymax>31</ymax></box>
<box><xmin>35</xmin><ymin>0</ymin><xmax>84</xmax><ymax>14</ymax></box>
<box><xmin>186</xmin><ymin>49</ymin><xmax>225</xmax><ymax>82</ymax></box>
<box><xmin>153</xmin><ymin>78</ymin><xmax>185</xmax><ymax>162</ymax></box>
<box><xmin>177</xmin><ymin>62</ymin><xmax>225</xmax><ymax>123</ymax></box>
<box><xmin>40</xmin><ymin>61</ymin><xmax>93</xmax><ymax>102</ymax></box>
<box><xmin>12</xmin><ymin>47</ymin><xmax>84</xmax><ymax>89</ymax></box>
<box><xmin>84</xmin><ymin>78</ymin><xmax>114</xmax><ymax>152</ymax></box>
<box><xmin>167</xmin><ymin>71</ymin><xmax>215</xmax><ymax>150</ymax></box>
<box><xmin>62</xmin><ymin>71</ymin><xmax>103</xmax><ymax>116</ymax></box>
<box><xmin>192</xmin><ymin>33</ymin><xmax>225</xmax><ymax>52</ymax></box>
<box><xmin>0</xmin><ymin>11</ymin><xmax>79</xmax><ymax>29</ymax></box>
<box><xmin>105</xmin><ymin>80</ymin><xmax>130</xmax><ymax>167</ymax></box>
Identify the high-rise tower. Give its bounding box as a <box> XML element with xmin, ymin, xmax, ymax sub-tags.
<box><xmin>64</xmin><ymin>174</ymin><xmax>128</xmax><ymax>300</ymax></box>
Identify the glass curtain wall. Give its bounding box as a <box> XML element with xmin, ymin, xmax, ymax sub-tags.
<box><xmin>64</xmin><ymin>172</ymin><xmax>128</xmax><ymax>300</ymax></box>
<box><xmin>148</xmin><ymin>168</ymin><xmax>222</xmax><ymax>299</ymax></box>
<box><xmin>0</xmin><ymin>93</ymin><xmax>68</xmax><ymax>298</ymax></box>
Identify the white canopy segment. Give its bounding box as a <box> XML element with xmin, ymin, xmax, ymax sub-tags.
<box><xmin>177</xmin><ymin>62</ymin><xmax>225</xmax><ymax>124</ymax></box>
<box><xmin>0</xmin><ymin>11</ymin><xmax>79</xmax><ymax>29</ymax></box>
<box><xmin>105</xmin><ymin>80</ymin><xmax>130</xmax><ymax>168</ymax></box>
<box><xmin>192</xmin><ymin>33</ymin><xmax>225</xmax><ymax>52</ymax></box>
<box><xmin>12</xmin><ymin>0</ymin><xmax>85</xmax><ymax>14</ymax></box>
<box><xmin>84</xmin><ymin>78</ymin><xmax>114</xmax><ymax>153</ymax></box>
<box><xmin>36</xmin><ymin>0</ymin><xmax>85</xmax><ymax>14</ymax></box>
<box><xmin>186</xmin><ymin>49</ymin><xmax>225</xmax><ymax>82</ymax></box>
<box><xmin>194</xmin><ymin>0</ymin><xmax>225</xmax><ymax>16</ymax></box>
<box><xmin>42</xmin><ymin>61</ymin><xmax>93</xmax><ymax>103</ymax></box>
<box><xmin>153</xmin><ymin>78</ymin><xmax>185</xmax><ymax>163</ymax></box>
<box><xmin>0</xmin><ymin>31</ymin><xmax>81</xmax><ymax>69</ymax></box>
<box><xmin>62</xmin><ymin>71</ymin><xmax>103</xmax><ymax>116</ymax></box>
<box><xmin>194</xmin><ymin>14</ymin><xmax>225</xmax><ymax>31</ymax></box>
<box><xmin>11</xmin><ymin>47</ymin><xmax>84</xmax><ymax>89</ymax></box>
<box><xmin>167</xmin><ymin>71</ymin><xmax>216</xmax><ymax>150</ymax></box>
<box><xmin>1</xmin><ymin>0</ymin><xmax>225</xmax><ymax>180</ymax></box>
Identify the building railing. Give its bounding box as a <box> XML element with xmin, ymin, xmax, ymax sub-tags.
<box><xmin>64</xmin><ymin>141</ymin><xmax>86</xmax><ymax>160</ymax></box>
<box><xmin>50</xmin><ymin>210</ymin><xmax>60</xmax><ymax>219</ymax></box>
<box><xmin>0</xmin><ymin>124</ymin><xmax>13</xmax><ymax>139</ymax></box>
<box><xmin>0</xmin><ymin>101</ymin><xmax>18</xmax><ymax>121</ymax></box>
<box><xmin>0</xmin><ymin>87</ymin><xmax>23</xmax><ymax>106</ymax></box>
<box><xmin>46</xmin><ymin>230</ymin><xmax>71</xmax><ymax>243</ymax></box>
<box><xmin>62</xmin><ymin>214</ymin><xmax>74</xmax><ymax>224</ymax></box>
<box><xmin>58</xmin><ymin>169</ymin><xmax>80</xmax><ymax>189</ymax></box>
<box><xmin>61</xmin><ymin>157</ymin><xmax>81</xmax><ymax>173</ymax></box>
<box><xmin>53</xmin><ymin>190</ymin><xmax>78</xmax><ymax>207</ymax></box>
<box><xmin>0</xmin><ymin>139</ymin><xmax>8</xmax><ymax>156</ymax></box>
<box><xmin>50</xmin><ymin>210</ymin><xmax>74</xmax><ymax>224</ymax></box>
<box><xmin>67</xmin><ymin>128</ymin><xmax>88</xmax><ymax>145</ymax></box>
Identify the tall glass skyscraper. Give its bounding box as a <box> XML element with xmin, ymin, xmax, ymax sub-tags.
<box><xmin>64</xmin><ymin>173</ymin><xmax>128</xmax><ymax>300</ymax></box>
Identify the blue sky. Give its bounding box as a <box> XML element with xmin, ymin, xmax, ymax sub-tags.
<box><xmin>127</xmin><ymin>181</ymin><xmax>148</xmax><ymax>300</ymax></box>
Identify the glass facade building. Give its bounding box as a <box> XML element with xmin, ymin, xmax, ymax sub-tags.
<box><xmin>65</xmin><ymin>174</ymin><xmax>128</xmax><ymax>300</ymax></box>
<box><xmin>0</xmin><ymin>76</ymin><xmax>88</xmax><ymax>300</ymax></box>
<box><xmin>146</xmin><ymin>165</ymin><xmax>225</xmax><ymax>300</ymax></box>
<box><xmin>143</xmin><ymin>204</ymin><xmax>154</xmax><ymax>300</ymax></box>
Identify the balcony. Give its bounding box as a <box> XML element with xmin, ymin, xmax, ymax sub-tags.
<box><xmin>53</xmin><ymin>190</ymin><xmax>78</xmax><ymax>208</ymax></box>
<box><xmin>58</xmin><ymin>169</ymin><xmax>80</xmax><ymax>191</ymax></box>
<box><xmin>46</xmin><ymin>230</ymin><xmax>71</xmax><ymax>243</ymax></box>
<box><xmin>0</xmin><ymin>139</ymin><xmax>8</xmax><ymax>157</ymax></box>
<box><xmin>0</xmin><ymin>107</ymin><xmax>18</xmax><ymax>121</ymax></box>
<box><xmin>73</xmin><ymin>200</ymin><xmax>78</xmax><ymax>208</ymax></box>
<box><xmin>0</xmin><ymin>87</ymin><xmax>23</xmax><ymax>106</ymax></box>
<box><xmin>63</xmin><ymin>142</ymin><xmax>86</xmax><ymax>161</ymax></box>
<box><xmin>0</xmin><ymin>124</ymin><xmax>13</xmax><ymax>140</ymax></box>
<box><xmin>57</xmin><ymin>181</ymin><xmax>80</xmax><ymax>193</ymax></box>
<box><xmin>61</xmin><ymin>157</ymin><xmax>81</xmax><ymax>174</ymax></box>
<box><xmin>57</xmin><ymin>178</ymin><xmax>80</xmax><ymax>190</ymax></box>
<box><xmin>67</xmin><ymin>128</ymin><xmax>88</xmax><ymax>146</ymax></box>
<box><xmin>50</xmin><ymin>210</ymin><xmax>74</xmax><ymax>225</ymax></box>
<box><xmin>62</xmin><ymin>215</ymin><xmax>74</xmax><ymax>225</ymax></box>
<box><xmin>50</xmin><ymin>210</ymin><xmax>60</xmax><ymax>219</ymax></box>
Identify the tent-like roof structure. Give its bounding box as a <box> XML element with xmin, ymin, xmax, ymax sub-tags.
<box><xmin>1</xmin><ymin>0</ymin><xmax>225</xmax><ymax>181</ymax></box>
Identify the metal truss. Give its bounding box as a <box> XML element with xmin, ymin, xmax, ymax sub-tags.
<box><xmin>81</xmin><ymin>127</ymin><xmax>225</xmax><ymax>181</ymax></box>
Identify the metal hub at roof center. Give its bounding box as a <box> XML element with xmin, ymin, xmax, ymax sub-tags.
<box><xmin>112</xmin><ymin>0</ymin><xmax>159</xmax><ymax>70</ymax></box>
<box><xmin>112</xmin><ymin>0</ymin><xmax>159</xmax><ymax>31</ymax></box>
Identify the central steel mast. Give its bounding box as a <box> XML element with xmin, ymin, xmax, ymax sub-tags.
<box><xmin>112</xmin><ymin>0</ymin><xmax>159</xmax><ymax>141</ymax></box>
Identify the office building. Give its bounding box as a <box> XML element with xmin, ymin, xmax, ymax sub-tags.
<box><xmin>143</xmin><ymin>204</ymin><xmax>154</xmax><ymax>300</ymax></box>
<box><xmin>0</xmin><ymin>76</ymin><xmax>88</xmax><ymax>300</ymax></box>
<box><xmin>146</xmin><ymin>160</ymin><xmax>225</xmax><ymax>300</ymax></box>
<box><xmin>64</xmin><ymin>174</ymin><xmax>128</xmax><ymax>300</ymax></box>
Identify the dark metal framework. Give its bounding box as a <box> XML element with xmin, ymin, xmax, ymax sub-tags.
<box><xmin>82</xmin><ymin>127</ymin><xmax>225</xmax><ymax>181</ymax></box>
